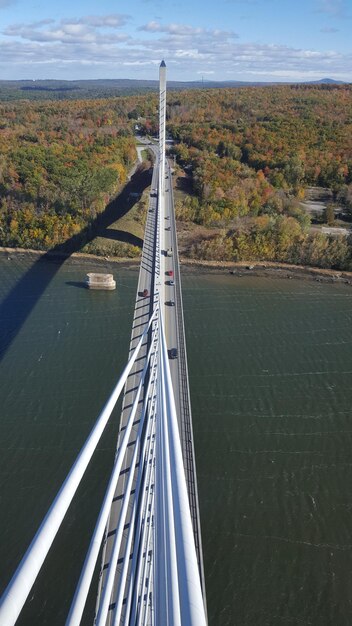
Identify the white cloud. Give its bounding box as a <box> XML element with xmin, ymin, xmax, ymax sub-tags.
<box><xmin>0</xmin><ymin>15</ymin><xmax>351</xmax><ymax>82</ymax></box>
<box><xmin>3</xmin><ymin>14</ymin><xmax>131</xmax><ymax>45</ymax></box>
<box><xmin>140</xmin><ymin>22</ymin><xmax>204</xmax><ymax>35</ymax></box>
<box><xmin>62</xmin><ymin>14</ymin><xmax>130</xmax><ymax>28</ymax></box>
<box><xmin>316</xmin><ymin>0</ymin><xmax>349</xmax><ymax>17</ymax></box>
<box><xmin>138</xmin><ymin>21</ymin><xmax>161</xmax><ymax>33</ymax></box>
<box><xmin>139</xmin><ymin>21</ymin><xmax>238</xmax><ymax>39</ymax></box>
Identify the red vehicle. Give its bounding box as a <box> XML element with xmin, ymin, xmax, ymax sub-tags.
<box><xmin>142</xmin><ymin>288</ymin><xmax>149</xmax><ymax>297</ymax></box>
<box><xmin>166</xmin><ymin>270</ymin><xmax>173</xmax><ymax>277</ymax></box>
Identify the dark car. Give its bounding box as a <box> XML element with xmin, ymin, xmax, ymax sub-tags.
<box><xmin>166</xmin><ymin>300</ymin><xmax>175</xmax><ymax>307</ymax></box>
<box><xmin>169</xmin><ymin>348</ymin><xmax>178</xmax><ymax>359</ymax></box>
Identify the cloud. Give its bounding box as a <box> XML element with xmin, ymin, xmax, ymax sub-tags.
<box><xmin>139</xmin><ymin>21</ymin><xmax>238</xmax><ymax>39</ymax></box>
<box><xmin>62</xmin><ymin>14</ymin><xmax>130</xmax><ymax>28</ymax></box>
<box><xmin>0</xmin><ymin>15</ymin><xmax>351</xmax><ymax>82</ymax></box>
<box><xmin>316</xmin><ymin>0</ymin><xmax>349</xmax><ymax>17</ymax></box>
<box><xmin>320</xmin><ymin>26</ymin><xmax>340</xmax><ymax>32</ymax></box>
<box><xmin>140</xmin><ymin>22</ymin><xmax>206</xmax><ymax>35</ymax></box>
<box><xmin>3</xmin><ymin>14</ymin><xmax>131</xmax><ymax>45</ymax></box>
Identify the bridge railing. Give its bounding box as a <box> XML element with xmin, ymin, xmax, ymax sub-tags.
<box><xmin>67</xmin><ymin>325</ymin><xmax>159</xmax><ymax>626</ymax></box>
<box><xmin>153</xmin><ymin>311</ymin><xmax>207</xmax><ymax>626</ymax></box>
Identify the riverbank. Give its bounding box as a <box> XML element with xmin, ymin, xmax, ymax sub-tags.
<box><xmin>1</xmin><ymin>246</ymin><xmax>352</xmax><ymax>285</ymax></box>
<box><xmin>0</xmin><ymin>246</ymin><xmax>140</xmax><ymax>269</ymax></box>
<box><xmin>180</xmin><ymin>259</ymin><xmax>352</xmax><ymax>284</ymax></box>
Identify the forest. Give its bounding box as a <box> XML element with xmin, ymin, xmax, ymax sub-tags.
<box><xmin>161</xmin><ymin>84</ymin><xmax>352</xmax><ymax>270</ymax></box>
<box><xmin>0</xmin><ymin>97</ymin><xmax>139</xmax><ymax>251</ymax></box>
<box><xmin>0</xmin><ymin>83</ymin><xmax>351</xmax><ymax>269</ymax></box>
<box><xmin>0</xmin><ymin>78</ymin><xmax>284</xmax><ymax>102</ymax></box>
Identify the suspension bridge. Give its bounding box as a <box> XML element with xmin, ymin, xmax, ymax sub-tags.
<box><xmin>0</xmin><ymin>61</ymin><xmax>207</xmax><ymax>625</ymax></box>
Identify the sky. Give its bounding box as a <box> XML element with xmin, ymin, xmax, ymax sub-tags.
<box><xmin>0</xmin><ymin>0</ymin><xmax>351</xmax><ymax>82</ymax></box>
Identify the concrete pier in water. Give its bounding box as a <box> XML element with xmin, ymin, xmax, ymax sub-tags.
<box><xmin>86</xmin><ymin>273</ymin><xmax>116</xmax><ymax>290</ymax></box>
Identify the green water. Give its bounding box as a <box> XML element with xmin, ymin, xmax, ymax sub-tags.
<box><xmin>1</xmin><ymin>256</ymin><xmax>352</xmax><ymax>625</ymax></box>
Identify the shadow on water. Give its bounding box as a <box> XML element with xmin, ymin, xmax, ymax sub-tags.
<box><xmin>0</xmin><ymin>165</ymin><xmax>152</xmax><ymax>362</ymax></box>
<box><xmin>65</xmin><ymin>281</ymin><xmax>87</xmax><ymax>289</ymax></box>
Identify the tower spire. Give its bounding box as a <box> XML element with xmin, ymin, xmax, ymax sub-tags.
<box><xmin>159</xmin><ymin>60</ymin><xmax>166</xmax><ymax>196</ymax></box>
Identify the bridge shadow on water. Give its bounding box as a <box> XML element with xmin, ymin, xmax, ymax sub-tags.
<box><xmin>0</xmin><ymin>165</ymin><xmax>152</xmax><ymax>362</ymax></box>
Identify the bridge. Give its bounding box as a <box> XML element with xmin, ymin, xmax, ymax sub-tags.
<box><xmin>0</xmin><ymin>61</ymin><xmax>207</xmax><ymax>626</ymax></box>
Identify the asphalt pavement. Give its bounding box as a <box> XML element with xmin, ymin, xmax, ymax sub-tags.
<box><xmin>96</xmin><ymin>152</ymin><xmax>206</xmax><ymax>621</ymax></box>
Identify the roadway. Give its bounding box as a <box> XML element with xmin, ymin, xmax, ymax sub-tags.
<box><xmin>161</xmin><ymin>159</ymin><xmax>206</xmax><ymax>599</ymax></box>
<box><xmin>96</xmin><ymin>146</ymin><xmax>159</xmax><ymax>625</ymax></box>
<box><xmin>97</xmin><ymin>147</ymin><xmax>206</xmax><ymax>622</ymax></box>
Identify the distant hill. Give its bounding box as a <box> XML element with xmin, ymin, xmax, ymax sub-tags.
<box><xmin>0</xmin><ymin>77</ymin><xmax>349</xmax><ymax>101</ymax></box>
<box><xmin>306</xmin><ymin>78</ymin><xmax>346</xmax><ymax>85</ymax></box>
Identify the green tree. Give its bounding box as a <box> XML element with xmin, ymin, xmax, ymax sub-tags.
<box><xmin>324</xmin><ymin>203</ymin><xmax>335</xmax><ymax>226</ymax></box>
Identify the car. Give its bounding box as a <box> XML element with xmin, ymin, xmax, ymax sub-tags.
<box><xmin>165</xmin><ymin>226</ymin><xmax>171</xmax><ymax>231</ymax></box>
<box><xmin>166</xmin><ymin>300</ymin><xmax>175</xmax><ymax>307</ymax></box>
<box><xmin>165</xmin><ymin>216</ymin><xmax>170</xmax><ymax>220</ymax></box>
<box><xmin>142</xmin><ymin>289</ymin><xmax>149</xmax><ymax>297</ymax></box>
<box><xmin>168</xmin><ymin>280</ymin><xmax>175</xmax><ymax>286</ymax></box>
<box><xmin>169</xmin><ymin>348</ymin><xmax>178</xmax><ymax>359</ymax></box>
<box><xmin>166</xmin><ymin>270</ymin><xmax>173</xmax><ymax>277</ymax></box>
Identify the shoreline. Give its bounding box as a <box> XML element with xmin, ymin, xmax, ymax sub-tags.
<box><xmin>0</xmin><ymin>246</ymin><xmax>141</xmax><ymax>269</ymax></box>
<box><xmin>180</xmin><ymin>258</ymin><xmax>352</xmax><ymax>284</ymax></box>
<box><xmin>1</xmin><ymin>246</ymin><xmax>352</xmax><ymax>285</ymax></box>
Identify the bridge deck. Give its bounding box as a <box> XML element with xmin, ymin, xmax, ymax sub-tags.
<box><xmin>164</xmin><ymin>160</ymin><xmax>206</xmax><ymax>600</ymax></box>
<box><xmin>96</xmin><ymin>154</ymin><xmax>206</xmax><ymax>623</ymax></box>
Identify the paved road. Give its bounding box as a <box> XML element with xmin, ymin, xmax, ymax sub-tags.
<box><xmin>97</xmin><ymin>149</ymin><xmax>206</xmax><ymax>622</ymax></box>
<box><xmin>162</xmin><ymin>160</ymin><xmax>206</xmax><ymax>599</ymax></box>
<box><xmin>97</xmin><ymin>148</ymin><xmax>159</xmax><ymax>624</ymax></box>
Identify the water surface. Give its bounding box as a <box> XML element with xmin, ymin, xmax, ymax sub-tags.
<box><xmin>1</xmin><ymin>256</ymin><xmax>352</xmax><ymax>625</ymax></box>
<box><xmin>185</xmin><ymin>274</ymin><xmax>352</xmax><ymax>626</ymax></box>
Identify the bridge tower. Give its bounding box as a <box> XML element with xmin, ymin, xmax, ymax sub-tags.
<box><xmin>159</xmin><ymin>60</ymin><xmax>166</xmax><ymax>196</ymax></box>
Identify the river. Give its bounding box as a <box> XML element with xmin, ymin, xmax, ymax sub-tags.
<box><xmin>1</xmin><ymin>255</ymin><xmax>352</xmax><ymax>625</ymax></box>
